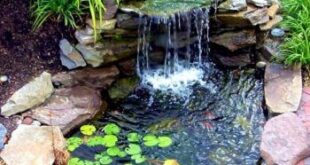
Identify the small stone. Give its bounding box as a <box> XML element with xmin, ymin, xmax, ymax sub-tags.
<box><xmin>247</xmin><ymin>0</ymin><xmax>270</xmax><ymax>7</ymax></box>
<box><xmin>74</xmin><ymin>27</ymin><xmax>96</xmax><ymax>45</ymax></box>
<box><xmin>256</xmin><ymin>61</ymin><xmax>267</xmax><ymax>68</ymax></box>
<box><xmin>267</xmin><ymin>4</ymin><xmax>280</xmax><ymax>18</ymax></box>
<box><xmin>218</xmin><ymin>0</ymin><xmax>247</xmax><ymax>12</ymax></box>
<box><xmin>22</xmin><ymin>116</ymin><xmax>33</xmax><ymax>125</ymax></box>
<box><xmin>261</xmin><ymin>113</ymin><xmax>310</xmax><ymax>165</ymax></box>
<box><xmin>59</xmin><ymin>39</ymin><xmax>86</xmax><ymax>70</ymax></box>
<box><xmin>260</xmin><ymin>15</ymin><xmax>283</xmax><ymax>31</ymax></box>
<box><xmin>244</xmin><ymin>8</ymin><xmax>270</xmax><ymax>26</ymax></box>
<box><xmin>32</xmin><ymin>121</ymin><xmax>41</xmax><ymax>126</ymax></box>
<box><xmin>86</xmin><ymin>19</ymin><xmax>117</xmax><ymax>30</ymax></box>
<box><xmin>271</xmin><ymin>28</ymin><xmax>285</xmax><ymax>37</ymax></box>
<box><xmin>0</xmin><ymin>75</ymin><xmax>8</xmax><ymax>82</ymax></box>
<box><xmin>1</xmin><ymin>72</ymin><xmax>54</xmax><ymax>117</ymax></box>
<box><xmin>0</xmin><ymin>124</ymin><xmax>7</xmax><ymax>150</ymax></box>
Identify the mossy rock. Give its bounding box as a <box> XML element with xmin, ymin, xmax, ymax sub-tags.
<box><xmin>108</xmin><ymin>77</ymin><xmax>140</xmax><ymax>100</ymax></box>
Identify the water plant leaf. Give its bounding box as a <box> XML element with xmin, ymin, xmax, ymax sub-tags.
<box><xmin>131</xmin><ymin>154</ymin><xmax>147</xmax><ymax>164</ymax></box>
<box><xmin>103</xmin><ymin>123</ymin><xmax>121</xmax><ymax>135</ymax></box>
<box><xmin>86</xmin><ymin>136</ymin><xmax>105</xmax><ymax>146</ymax></box>
<box><xmin>117</xmin><ymin>151</ymin><xmax>127</xmax><ymax>158</ymax></box>
<box><xmin>68</xmin><ymin>157</ymin><xmax>84</xmax><ymax>165</ymax></box>
<box><xmin>103</xmin><ymin>135</ymin><xmax>118</xmax><ymax>147</ymax></box>
<box><xmin>99</xmin><ymin>155</ymin><xmax>113</xmax><ymax>165</ymax></box>
<box><xmin>143</xmin><ymin>134</ymin><xmax>158</xmax><ymax>147</ymax></box>
<box><xmin>125</xmin><ymin>144</ymin><xmax>142</xmax><ymax>155</ymax></box>
<box><xmin>158</xmin><ymin>136</ymin><xmax>173</xmax><ymax>148</ymax></box>
<box><xmin>80</xmin><ymin>125</ymin><xmax>96</xmax><ymax>136</ymax></box>
<box><xmin>163</xmin><ymin>159</ymin><xmax>180</xmax><ymax>165</ymax></box>
<box><xmin>107</xmin><ymin>146</ymin><xmax>121</xmax><ymax>156</ymax></box>
<box><xmin>67</xmin><ymin>137</ymin><xmax>83</xmax><ymax>152</ymax></box>
<box><xmin>127</xmin><ymin>132</ymin><xmax>141</xmax><ymax>142</ymax></box>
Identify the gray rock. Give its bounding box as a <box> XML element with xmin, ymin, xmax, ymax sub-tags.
<box><xmin>74</xmin><ymin>26</ymin><xmax>96</xmax><ymax>45</ymax></box>
<box><xmin>30</xmin><ymin>86</ymin><xmax>102</xmax><ymax>135</ymax></box>
<box><xmin>76</xmin><ymin>44</ymin><xmax>104</xmax><ymax>67</ymax></box>
<box><xmin>104</xmin><ymin>0</ymin><xmax>118</xmax><ymax>19</ymax></box>
<box><xmin>247</xmin><ymin>0</ymin><xmax>271</xmax><ymax>7</ymax></box>
<box><xmin>256</xmin><ymin>61</ymin><xmax>267</xmax><ymax>68</ymax></box>
<box><xmin>271</xmin><ymin>28</ymin><xmax>285</xmax><ymax>37</ymax></box>
<box><xmin>116</xmin><ymin>14</ymin><xmax>140</xmax><ymax>30</ymax></box>
<box><xmin>265</xmin><ymin>63</ymin><xmax>302</xmax><ymax>113</ymax></box>
<box><xmin>210</xmin><ymin>30</ymin><xmax>256</xmax><ymax>52</ymax></box>
<box><xmin>215</xmin><ymin>53</ymin><xmax>252</xmax><ymax>67</ymax></box>
<box><xmin>0</xmin><ymin>125</ymin><xmax>68</xmax><ymax>165</ymax></box>
<box><xmin>259</xmin><ymin>15</ymin><xmax>283</xmax><ymax>31</ymax></box>
<box><xmin>0</xmin><ymin>124</ymin><xmax>7</xmax><ymax>150</ymax></box>
<box><xmin>86</xmin><ymin>19</ymin><xmax>117</xmax><ymax>30</ymax></box>
<box><xmin>59</xmin><ymin>39</ymin><xmax>86</xmax><ymax>70</ymax></box>
<box><xmin>108</xmin><ymin>77</ymin><xmax>139</xmax><ymax>100</ymax></box>
<box><xmin>1</xmin><ymin>72</ymin><xmax>54</xmax><ymax>117</ymax></box>
<box><xmin>244</xmin><ymin>8</ymin><xmax>269</xmax><ymax>26</ymax></box>
<box><xmin>218</xmin><ymin>0</ymin><xmax>247</xmax><ymax>12</ymax></box>
<box><xmin>52</xmin><ymin>66</ymin><xmax>120</xmax><ymax>89</ymax></box>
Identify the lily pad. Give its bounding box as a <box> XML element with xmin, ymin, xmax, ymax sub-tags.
<box><xmin>118</xmin><ymin>151</ymin><xmax>127</xmax><ymax>158</ymax></box>
<box><xmin>87</xmin><ymin>136</ymin><xmax>105</xmax><ymax>146</ymax></box>
<box><xmin>80</xmin><ymin>125</ymin><xmax>96</xmax><ymax>136</ymax></box>
<box><xmin>67</xmin><ymin>137</ymin><xmax>83</xmax><ymax>152</ymax></box>
<box><xmin>125</xmin><ymin>144</ymin><xmax>142</xmax><ymax>155</ymax></box>
<box><xmin>127</xmin><ymin>132</ymin><xmax>141</xmax><ymax>142</ymax></box>
<box><xmin>68</xmin><ymin>157</ymin><xmax>84</xmax><ymax>165</ymax></box>
<box><xmin>158</xmin><ymin>136</ymin><xmax>173</xmax><ymax>148</ymax></box>
<box><xmin>99</xmin><ymin>155</ymin><xmax>113</xmax><ymax>165</ymax></box>
<box><xmin>143</xmin><ymin>134</ymin><xmax>158</xmax><ymax>147</ymax></box>
<box><xmin>103</xmin><ymin>135</ymin><xmax>118</xmax><ymax>147</ymax></box>
<box><xmin>107</xmin><ymin>146</ymin><xmax>121</xmax><ymax>156</ymax></box>
<box><xmin>103</xmin><ymin>123</ymin><xmax>121</xmax><ymax>135</ymax></box>
<box><xmin>131</xmin><ymin>154</ymin><xmax>147</xmax><ymax>164</ymax></box>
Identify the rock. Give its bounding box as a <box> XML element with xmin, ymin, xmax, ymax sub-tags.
<box><xmin>247</xmin><ymin>0</ymin><xmax>270</xmax><ymax>7</ymax></box>
<box><xmin>117</xmin><ymin>59</ymin><xmax>136</xmax><ymax>76</ymax></box>
<box><xmin>116</xmin><ymin>13</ymin><xmax>140</xmax><ymax>30</ymax></box>
<box><xmin>22</xmin><ymin>116</ymin><xmax>33</xmax><ymax>125</ymax></box>
<box><xmin>260</xmin><ymin>113</ymin><xmax>310</xmax><ymax>165</ymax></box>
<box><xmin>74</xmin><ymin>26</ymin><xmax>96</xmax><ymax>45</ymax></box>
<box><xmin>0</xmin><ymin>124</ymin><xmax>7</xmax><ymax>150</ymax></box>
<box><xmin>297</xmin><ymin>157</ymin><xmax>310</xmax><ymax>165</ymax></box>
<box><xmin>30</xmin><ymin>86</ymin><xmax>102</xmax><ymax>135</ymax></box>
<box><xmin>271</xmin><ymin>28</ymin><xmax>285</xmax><ymax>37</ymax></box>
<box><xmin>155</xmin><ymin>31</ymin><xmax>202</xmax><ymax>49</ymax></box>
<box><xmin>260</xmin><ymin>38</ymin><xmax>282</xmax><ymax>59</ymax></box>
<box><xmin>218</xmin><ymin>0</ymin><xmax>247</xmax><ymax>12</ymax></box>
<box><xmin>256</xmin><ymin>61</ymin><xmax>267</xmax><ymax>69</ymax></box>
<box><xmin>244</xmin><ymin>8</ymin><xmax>269</xmax><ymax>26</ymax></box>
<box><xmin>1</xmin><ymin>72</ymin><xmax>54</xmax><ymax>117</ymax></box>
<box><xmin>59</xmin><ymin>39</ymin><xmax>86</xmax><ymax>70</ymax></box>
<box><xmin>297</xmin><ymin>87</ymin><xmax>310</xmax><ymax>133</ymax></box>
<box><xmin>108</xmin><ymin>77</ymin><xmax>139</xmax><ymax>100</ymax></box>
<box><xmin>76</xmin><ymin>39</ymin><xmax>137</xmax><ymax>67</ymax></box>
<box><xmin>0</xmin><ymin>75</ymin><xmax>8</xmax><ymax>83</ymax></box>
<box><xmin>52</xmin><ymin>66</ymin><xmax>119</xmax><ymax>89</ymax></box>
<box><xmin>264</xmin><ymin>63</ymin><xmax>302</xmax><ymax>113</ymax></box>
<box><xmin>215</xmin><ymin>53</ymin><xmax>251</xmax><ymax>67</ymax></box>
<box><xmin>267</xmin><ymin>4</ymin><xmax>279</xmax><ymax>18</ymax></box>
<box><xmin>104</xmin><ymin>0</ymin><xmax>118</xmax><ymax>19</ymax></box>
<box><xmin>210</xmin><ymin>30</ymin><xmax>256</xmax><ymax>52</ymax></box>
<box><xmin>86</xmin><ymin>19</ymin><xmax>117</xmax><ymax>30</ymax></box>
<box><xmin>260</xmin><ymin>15</ymin><xmax>283</xmax><ymax>31</ymax></box>
<box><xmin>0</xmin><ymin>125</ymin><xmax>68</xmax><ymax>165</ymax></box>
<box><xmin>215</xmin><ymin>5</ymin><xmax>257</xmax><ymax>28</ymax></box>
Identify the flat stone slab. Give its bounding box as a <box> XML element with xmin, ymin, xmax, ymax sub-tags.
<box><xmin>298</xmin><ymin>87</ymin><xmax>310</xmax><ymax>133</ymax></box>
<box><xmin>0</xmin><ymin>125</ymin><xmax>67</xmax><ymax>165</ymax></box>
<box><xmin>264</xmin><ymin>63</ymin><xmax>302</xmax><ymax>113</ymax></box>
<box><xmin>260</xmin><ymin>113</ymin><xmax>310</xmax><ymax>165</ymax></box>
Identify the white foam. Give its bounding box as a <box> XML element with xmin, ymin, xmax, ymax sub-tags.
<box><xmin>141</xmin><ymin>63</ymin><xmax>206</xmax><ymax>96</ymax></box>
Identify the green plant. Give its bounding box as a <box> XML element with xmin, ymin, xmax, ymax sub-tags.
<box><xmin>127</xmin><ymin>132</ymin><xmax>141</xmax><ymax>142</ymax></box>
<box><xmin>103</xmin><ymin>123</ymin><xmax>121</xmax><ymax>135</ymax></box>
<box><xmin>102</xmin><ymin>135</ymin><xmax>118</xmax><ymax>147</ymax></box>
<box><xmin>80</xmin><ymin>125</ymin><xmax>97</xmax><ymax>136</ymax></box>
<box><xmin>157</xmin><ymin>136</ymin><xmax>173</xmax><ymax>148</ymax></box>
<box><xmin>31</xmin><ymin>0</ymin><xmax>82</xmax><ymax>29</ymax></box>
<box><xmin>125</xmin><ymin>144</ymin><xmax>142</xmax><ymax>155</ymax></box>
<box><xmin>67</xmin><ymin>137</ymin><xmax>83</xmax><ymax>151</ymax></box>
<box><xmin>107</xmin><ymin>146</ymin><xmax>121</xmax><ymax>156</ymax></box>
<box><xmin>143</xmin><ymin>134</ymin><xmax>158</xmax><ymax>147</ymax></box>
<box><xmin>131</xmin><ymin>154</ymin><xmax>146</xmax><ymax>164</ymax></box>
<box><xmin>86</xmin><ymin>136</ymin><xmax>105</xmax><ymax>146</ymax></box>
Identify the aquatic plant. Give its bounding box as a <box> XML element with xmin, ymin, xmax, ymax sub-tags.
<box><xmin>102</xmin><ymin>135</ymin><xmax>118</xmax><ymax>147</ymax></box>
<box><xmin>143</xmin><ymin>134</ymin><xmax>173</xmax><ymax>148</ymax></box>
<box><xmin>67</xmin><ymin>137</ymin><xmax>83</xmax><ymax>152</ymax></box>
<box><xmin>143</xmin><ymin>134</ymin><xmax>158</xmax><ymax>147</ymax></box>
<box><xmin>131</xmin><ymin>154</ymin><xmax>146</xmax><ymax>164</ymax></box>
<box><xmin>106</xmin><ymin>146</ymin><xmax>121</xmax><ymax>156</ymax></box>
<box><xmin>80</xmin><ymin>125</ymin><xmax>96</xmax><ymax>136</ymax></box>
<box><xmin>86</xmin><ymin>136</ymin><xmax>105</xmax><ymax>146</ymax></box>
<box><xmin>102</xmin><ymin>123</ymin><xmax>120</xmax><ymax>135</ymax></box>
<box><xmin>125</xmin><ymin>144</ymin><xmax>142</xmax><ymax>155</ymax></box>
<box><xmin>127</xmin><ymin>132</ymin><xmax>141</xmax><ymax>142</ymax></box>
<box><xmin>157</xmin><ymin>136</ymin><xmax>173</xmax><ymax>148</ymax></box>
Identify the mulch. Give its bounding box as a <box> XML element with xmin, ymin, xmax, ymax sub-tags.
<box><xmin>0</xmin><ymin>0</ymin><xmax>75</xmax><ymax>108</ymax></box>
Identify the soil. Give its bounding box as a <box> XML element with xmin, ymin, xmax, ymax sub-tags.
<box><xmin>0</xmin><ymin>0</ymin><xmax>75</xmax><ymax>109</ymax></box>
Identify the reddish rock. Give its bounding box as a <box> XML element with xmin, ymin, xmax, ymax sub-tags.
<box><xmin>22</xmin><ymin>116</ymin><xmax>33</xmax><ymax>125</ymax></box>
<box><xmin>260</xmin><ymin>113</ymin><xmax>310</xmax><ymax>165</ymax></box>
<box><xmin>297</xmin><ymin>87</ymin><xmax>310</xmax><ymax>133</ymax></box>
<box><xmin>52</xmin><ymin>66</ymin><xmax>119</xmax><ymax>89</ymax></box>
<box><xmin>30</xmin><ymin>86</ymin><xmax>103</xmax><ymax>135</ymax></box>
<box><xmin>117</xmin><ymin>59</ymin><xmax>136</xmax><ymax>76</ymax></box>
<box><xmin>297</xmin><ymin>157</ymin><xmax>310</xmax><ymax>165</ymax></box>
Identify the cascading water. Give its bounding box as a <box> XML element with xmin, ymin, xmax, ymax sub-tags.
<box><xmin>136</xmin><ymin>8</ymin><xmax>210</xmax><ymax>96</ymax></box>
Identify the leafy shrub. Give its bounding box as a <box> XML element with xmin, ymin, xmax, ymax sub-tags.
<box><xmin>31</xmin><ymin>0</ymin><xmax>82</xmax><ymax>29</ymax></box>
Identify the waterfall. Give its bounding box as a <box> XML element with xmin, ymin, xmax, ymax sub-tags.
<box><xmin>136</xmin><ymin>8</ymin><xmax>210</xmax><ymax>95</ymax></box>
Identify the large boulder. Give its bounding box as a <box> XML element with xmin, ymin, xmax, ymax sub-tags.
<box><xmin>260</xmin><ymin>113</ymin><xmax>310</xmax><ymax>165</ymax></box>
<box><xmin>0</xmin><ymin>125</ymin><xmax>68</xmax><ymax>165</ymax></box>
<box><xmin>29</xmin><ymin>86</ymin><xmax>102</xmax><ymax>135</ymax></box>
<box><xmin>1</xmin><ymin>72</ymin><xmax>54</xmax><ymax>117</ymax></box>
<box><xmin>52</xmin><ymin>66</ymin><xmax>119</xmax><ymax>89</ymax></box>
<box><xmin>264</xmin><ymin>63</ymin><xmax>302</xmax><ymax>113</ymax></box>
<box><xmin>210</xmin><ymin>30</ymin><xmax>256</xmax><ymax>52</ymax></box>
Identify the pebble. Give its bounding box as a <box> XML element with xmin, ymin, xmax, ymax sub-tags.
<box><xmin>256</xmin><ymin>61</ymin><xmax>267</xmax><ymax>69</ymax></box>
<box><xmin>0</xmin><ymin>75</ymin><xmax>8</xmax><ymax>82</ymax></box>
<box><xmin>0</xmin><ymin>124</ymin><xmax>7</xmax><ymax>150</ymax></box>
<box><xmin>271</xmin><ymin>28</ymin><xmax>285</xmax><ymax>37</ymax></box>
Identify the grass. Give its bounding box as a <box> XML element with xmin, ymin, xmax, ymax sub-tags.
<box><xmin>280</xmin><ymin>0</ymin><xmax>310</xmax><ymax>65</ymax></box>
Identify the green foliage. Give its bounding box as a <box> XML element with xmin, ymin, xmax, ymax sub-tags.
<box><xmin>131</xmin><ymin>154</ymin><xmax>146</xmax><ymax>164</ymax></box>
<box><xmin>67</xmin><ymin>137</ymin><xmax>83</xmax><ymax>152</ymax></box>
<box><xmin>103</xmin><ymin>123</ymin><xmax>121</xmax><ymax>135</ymax></box>
<box><xmin>157</xmin><ymin>136</ymin><xmax>173</xmax><ymax>148</ymax></box>
<box><xmin>143</xmin><ymin>134</ymin><xmax>158</xmax><ymax>147</ymax></box>
<box><xmin>102</xmin><ymin>135</ymin><xmax>118</xmax><ymax>147</ymax></box>
<box><xmin>80</xmin><ymin>125</ymin><xmax>97</xmax><ymax>136</ymax></box>
<box><xmin>86</xmin><ymin>136</ymin><xmax>105</xmax><ymax>146</ymax></box>
<box><xmin>281</xmin><ymin>0</ymin><xmax>310</xmax><ymax>65</ymax></box>
<box><xmin>125</xmin><ymin>144</ymin><xmax>142</xmax><ymax>155</ymax></box>
<box><xmin>127</xmin><ymin>132</ymin><xmax>141</xmax><ymax>142</ymax></box>
<box><xmin>107</xmin><ymin>146</ymin><xmax>121</xmax><ymax>156</ymax></box>
<box><xmin>31</xmin><ymin>0</ymin><xmax>82</xmax><ymax>29</ymax></box>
